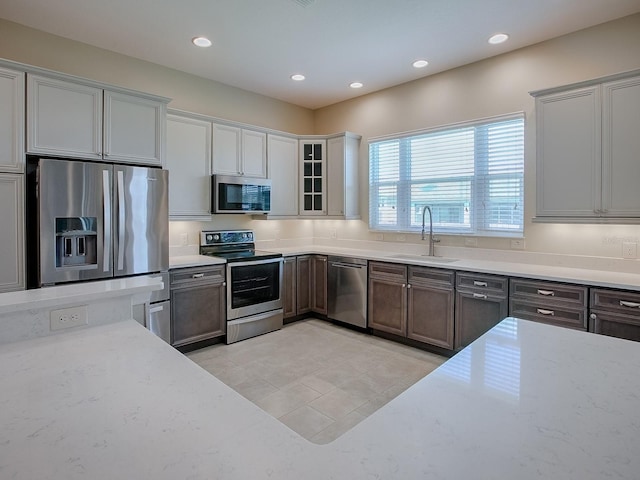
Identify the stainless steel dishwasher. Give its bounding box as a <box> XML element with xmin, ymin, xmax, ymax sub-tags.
<box><xmin>327</xmin><ymin>256</ymin><xmax>368</xmax><ymax>328</ymax></box>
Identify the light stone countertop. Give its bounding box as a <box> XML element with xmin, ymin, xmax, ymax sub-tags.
<box><xmin>169</xmin><ymin>254</ymin><xmax>226</xmax><ymax>269</ymax></box>
<box><xmin>1</xmin><ymin>317</ymin><xmax>639</xmax><ymax>479</ymax></box>
<box><xmin>0</xmin><ymin>275</ymin><xmax>164</xmax><ymax>315</ymax></box>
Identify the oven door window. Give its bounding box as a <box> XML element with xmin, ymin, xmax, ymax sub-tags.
<box><xmin>230</xmin><ymin>262</ymin><xmax>280</xmax><ymax>309</ymax></box>
<box><xmin>219</xmin><ymin>183</ymin><xmax>271</xmax><ymax>212</ymax></box>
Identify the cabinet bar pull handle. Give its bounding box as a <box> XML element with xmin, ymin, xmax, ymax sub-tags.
<box><xmin>537</xmin><ymin>308</ymin><xmax>555</xmax><ymax>316</ymax></box>
<box><xmin>620</xmin><ymin>300</ymin><xmax>640</xmax><ymax>308</ymax></box>
<box><xmin>473</xmin><ymin>281</ymin><xmax>488</xmax><ymax>287</ymax></box>
<box><xmin>537</xmin><ymin>289</ymin><xmax>555</xmax><ymax>296</ymax></box>
<box><xmin>192</xmin><ymin>273</ymin><xmax>205</xmax><ymax>279</ymax></box>
<box><xmin>473</xmin><ymin>293</ymin><xmax>487</xmax><ymax>299</ymax></box>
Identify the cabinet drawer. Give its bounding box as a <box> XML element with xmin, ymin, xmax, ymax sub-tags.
<box><xmin>510</xmin><ymin>278</ymin><xmax>587</xmax><ymax>306</ymax></box>
<box><xmin>408</xmin><ymin>266</ymin><xmax>454</xmax><ymax>287</ymax></box>
<box><xmin>510</xmin><ymin>299</ymin><xmax>587</xmax><ymax>330</ymax></box>
<box><xmin>369</xmin><ymin>261</ymin><xmax>407</xmax><ymax>281</ymax></box>
<box><xmin>591</xmin><ymin>288</ymin><xmax>640</xmax><ymax>317</ymax></box>
<box><xmin>589</xmin><ymin>309</ymin><xmax>640</xmax><ymax>342</ymax></box>
<box><xmin>456</xmin><ymin>272</ymin><xmax>508</xmax><ymax>296</ymax></box>
<box><xmin>170</xmin><ymin>265</ymin><xmax>225</xmax><ymax>287</ymax></box>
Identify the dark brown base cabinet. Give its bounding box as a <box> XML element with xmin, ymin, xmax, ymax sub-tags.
<box><xmin>282</xmin><ymin>255</ymin><xmax>327</xmax><ymax>319</ymax></box>
<box><xmin>590</xmin><ymin>288</ymin><xmax>640</xmax><ymax>342</ymax></box>
<box><xmin>368</xmin><ymin>262</ymin><xmax>455</xmax><ymax>349</ymax></box>
<box><xmin>282</xmin><ymin>257</ymin><xmax>297</xmax><ymax>318</ymax></box>
<box><xmin>407</xmin><ymin>267</ymin><xmax>455</xmax><ymax>349</ymax></box>
<box><xmin>454</xmin><ymin>272</ymin><xmax>508</xmax><ymax>350</ymax></box>
<box><xmin>509</xmin><ymin>278</ymin><xmax>588</xmax><ymax>330</ymax></box>
<box><xmin>170</xmin><ymin>265</ymin><xmax>226</xmax><ymax>347</ymax></box>
<box><xmin>311</xmin><ymin>255</ymin><xmax>328</xmax><ymax>315</ymax></box>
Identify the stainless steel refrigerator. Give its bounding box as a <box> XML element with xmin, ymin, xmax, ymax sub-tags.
<box><xmin>30</xmin><ymin>158</ymin><xmax>169</xmax><ymax>287</ymax></box>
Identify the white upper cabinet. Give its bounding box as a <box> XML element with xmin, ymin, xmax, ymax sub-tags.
<box><xmin>327</xmin><ymin>134</ymin><xmax>360</xmax><ymax>219</ymax></box>
<box><xmin>299</xmin><ymin>139</ymin><xmax>327</xmax><ymax>216</ymax></box>
<box><xmin>0</xmin><ymin>67</ymin><xmax>25</xmax><ymax>173</ymax></box>
<box><xmin>27</xmin><ymin>75</ymin><xmax>103</xmax><ymax>160</ymax></box>
<box><xmin>166</xmin><ymin>112</ymin><xmax>212</xmax><ymax>220</ymax></box>
<box><xmin>212</xmin><ymin>123</ymin><xmax>267</xmax><ymax>178</ymax></box>
<box><xmin>27</xmin><ymin>74</ymin><xmax>168</xmax><ymax>165</ymax></box>
<box><xmin>267</xmin><ymin>134</ymin><xmax>298</xmax><ymax>216</ymax></box>
<box><xmin>532</xmin><ymin>70</ymin><xmax>640</xmax><ymax>222</ymax></box>
<box><xmin>534</xmin><ymin>86</ymin><xmax>601</xmax><ymax>218</ymax></box>
<box><xmin>242</xmin><ymin>129</ymin><xmax>267</xmax><ymax>177</ymax></box>
<box><xmin>601</xmin><ymin>76</ymin><xmax>640</xmax><ymax>217</ymax></box>
<box><xmin>104</xmin><ymin>91</ymin><xmax>165</xmax><ymax>165</ymax></box>
<box><xmin>0</xmin><ymin>174</ymin><xmax>24</xmax><ymax>293</ymax></box>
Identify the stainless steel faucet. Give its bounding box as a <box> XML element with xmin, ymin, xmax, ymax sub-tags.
<box><xmin>421</xmin><ymin>205</ymin><xmax>440</xmax><ymax>256</ymax></box>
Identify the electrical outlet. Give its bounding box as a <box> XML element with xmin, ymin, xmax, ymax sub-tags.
<box><xmin>464</xmin><ymin>237</ymin><xmax>478</xmax><ymax>248</ymax></box>
<box><xmin>50</xmin><ymin>306</ymin><xmax>88</xmax><ymax>331</ymax></box>
<box><xmin>511</xmin><ymin>239</ymin><xmax>525</xmax><ymax>250</ymax></box>
<box><xmin>374</xmin><ymin>233</ymin><xmax>383</xmax><ymax>241</ymax></box>
<box><xmin>330</xmin><ymin>228</ymin><xmax>337</xmax><ymax>239</ymax></box>
<box><xmin>397</xmin><ymin>234</ymin><xmax>406</xmax><ymax>242</ymax></box>
<box><xmin>623</xmin><ymin>242</ymin><xmax>637</xmax><ymax>259</ymax></box>
<box><xmin>180</xmin><ymin>233</ymin><xmax>189</xmax><ymax>246</ymax></box>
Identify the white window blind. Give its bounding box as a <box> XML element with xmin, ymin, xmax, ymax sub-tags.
<box><xmin>369</xmin><ymin>114</ymin><xmax>524</xmax><ymax>236</ymax></box>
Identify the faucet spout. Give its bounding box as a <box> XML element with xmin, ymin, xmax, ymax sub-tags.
<box><xmin>421</xmin><ymin>205</ymin><xmax>438</xmax><ymax>256</ymax></box>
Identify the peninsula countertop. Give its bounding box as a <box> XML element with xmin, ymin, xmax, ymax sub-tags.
<box><xmin>2</xmin><ymin>317</ymin><xmax>639</xmax><ymax>479</ymax></box>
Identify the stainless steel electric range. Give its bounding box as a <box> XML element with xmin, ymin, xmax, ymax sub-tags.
<box><xmin>200</xmin><ymin>230</ymin><xmax>283</xmax><ymax>344</ymax></box>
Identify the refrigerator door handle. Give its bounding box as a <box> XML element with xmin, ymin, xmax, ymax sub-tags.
<box><xmin>117</xmin><ymin>170</ymin><xmax>126</xmax><ymax>271</ymax></box>
<box><xmin>102</xmin><ymin>170</ymin><xmax>111</xmax><ymax>272</ymax></box>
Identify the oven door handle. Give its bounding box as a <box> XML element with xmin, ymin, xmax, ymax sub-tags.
<box><xmin>227</xmin><ymin>257</ymin><xmax>283</xmax><ymax>268</ymax></box>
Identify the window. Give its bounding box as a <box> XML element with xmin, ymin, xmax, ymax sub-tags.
<box><xmin>369</xmin><ymin>114</ymin><xmax>524</xmax><ymax>236</ymax></box>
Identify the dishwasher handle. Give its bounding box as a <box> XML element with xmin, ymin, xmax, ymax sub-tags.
<box><xmin>330</xmin><ymin>262</ymin><xmax>366</xmax><ymax>269</ymax></box>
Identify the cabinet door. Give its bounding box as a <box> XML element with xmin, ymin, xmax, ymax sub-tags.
<box><xmin>407</xmin><ymin>268</ymin><xmax>454</xmax><ymax>349</ymax></box>
<box><xmin>171</xmin><ymin>280</ymin><xmax>226</xmax><ymax>347</ymax></box>
<box><xmin>311</xmin><ymin>255</ymin><xmax>328</xmax><ymax>315</ymax></box>
<box><xmin>0</xmin><ymin>174</ymin><xmax>24</xmax><ymax>292</ymax></box>
<box><xmin>602</xmin><ymin>76</ymin><xmax>640</xmax><ymax>217</ymax></box>
<box><xmin>166</xmin><ymin>114</ymin><xmax>212</xmax><ymax>219</ymax></box>
<box><xmin>27</xmin><ymin>75</ymin><xmax>102</xmax><ymax>159</ymax></box>
<box><xmin>535</xmin><ymin>87</ymin><xmax>601</xmax><ymax>217</ymax></box>
<box><xmin>267</xmin><ymin>134</ymin><xmax>298</xmax><ymax>216</ymax></box>
<box><xmin>0</xmin><ymin>67</ymin><xmax>24</xmax><ymax>173</ymax></box>
<box><xmin>212</xmin><ymin>123</ymin><xmax>241</xmax><ymax>175</ymax></box>
<box><xmin>326</xmin><ymin>136</ymin><xmax>345</xmax><ymax>216</ymax></box>
<box><xmin>282</xmin><ymin>257</ymin><xmax>297</xmax><ymax>318</ymax></box>
<box><xmin>368</xmin><ymin>276</ymin><xmax>406</xmax><ymax>336</ymax></box>
<box><xmin>241</xmin><ymin>129</ymin><xmax>267</xmax><ymax>177</ymax></box>
<box><xmin>454</xmin><ymin>291</ymin><xmax>508</xmax><ymax>350</ymax></box>
<box><xmin>296</xmin><ymin>256</ymin><xmax>312</xmax><ymax>314</ymax></box>
<box><xmin>104</xmin><ymin>91</ymin><xmax>165</xmax><ymax>165</ymax></box>
<box><xmin>299</xmin><ymin>140</ymin><xmax>326</xmax><ymax>215</ymax></box>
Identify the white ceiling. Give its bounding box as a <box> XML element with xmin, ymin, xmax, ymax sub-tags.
<box><xmin>1</xmin><ymin>0</ymin><xmax>640</xmax><ymax>109</ymax></box>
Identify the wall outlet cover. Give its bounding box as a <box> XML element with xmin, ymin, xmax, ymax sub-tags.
<box><xmin>511</xmin><ymin>239</ymin><xmax>525</xmax><ymax>250</ymax></box>
<box><xmin>374</xmin><ymin>233</ymin><xmax>383</xmax><ymax>241</ymax></box>
<box><xmin>622</xmin><ymin>242</ymin><xmax>637</xmax><ymax>259</ymax></box>
<box><xmin>397</xmin><ymin>234</ymin><xmax>406</xmax><ymax>242</ymax></box>
<box><xmin>464</xmin><ymin>238</ymin><xmax>478</xmax><ymax>247</ymax></box>
<box><xmin>50</xmin><ymin>305</ymin><xmax>88</xmax><ymax>331</ymax></box>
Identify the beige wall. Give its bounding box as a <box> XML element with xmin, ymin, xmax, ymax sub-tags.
<box><xmin>314</xmin><ymin>13</ymin><xmax>640</xmax><ymax>258</ymax></box>
<box><xmin>0</xmin><ymin>18</ymin><xmax>314</xmax><ymax>134</ymax></box>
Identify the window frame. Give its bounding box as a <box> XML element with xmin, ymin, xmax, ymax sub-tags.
<box><xmin>368</xmin><ymin>112</ymin><xmax>525</xmax><ymax>238</ymax></box>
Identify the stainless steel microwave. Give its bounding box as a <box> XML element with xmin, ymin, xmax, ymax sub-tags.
<box><xmin>212</xmin><ymin>174</ymin><xmax>272</xmax><ymax>214</ymax></box>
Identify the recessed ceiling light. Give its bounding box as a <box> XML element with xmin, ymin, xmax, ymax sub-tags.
<box><xmin>488</xmin><ymin>33</ymin><xmax>509</xmax><ymax>45</ymax></box>
<box><xmin>412</xmin><ymin>60</ymin><xmax>429</xmax><ymax>68</ymax></box>
<box><xmin>350</xmin><ymin>82</ymin><xmax>363</xmax><ymax>89</ymax></box>
<box><xmin>291</xmin><ymin>74</ymin><xmax>306</xmax><ymax>81</ymax></box>
<box><xmin>192</xmin><ymin>36</ymin><xmax>212</xmax><ymax>47</ymax></box>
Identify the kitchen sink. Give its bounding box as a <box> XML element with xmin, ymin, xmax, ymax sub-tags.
<box><xmin>390</xmin><ymin>254</ymin><xmax>459</xmax><ymax>263</ymax></box>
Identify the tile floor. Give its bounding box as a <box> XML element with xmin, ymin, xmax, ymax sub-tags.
<box><xmin>186</xmin><ymin>318</ymin><xmax>446</xmax><ymax>444</ymax></box>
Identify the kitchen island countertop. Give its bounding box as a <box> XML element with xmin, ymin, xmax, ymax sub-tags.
<box><xmin>1</xmin><ymin>316</ymin><xmax>639</xmax><ymax>479</ymax></box>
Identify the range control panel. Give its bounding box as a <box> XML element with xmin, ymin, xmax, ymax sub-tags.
<box><xmin>200</xmin><ymin>230</ymin><xmax>254</xmax><ymax>246</ymax></box>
